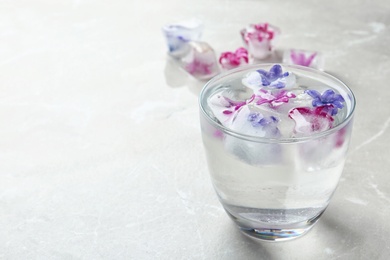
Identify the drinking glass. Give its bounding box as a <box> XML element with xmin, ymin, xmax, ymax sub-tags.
<box><xmin>199</xmin><ymin>64</ymin><xmax>356</xmax><ymax>241</ymax></box>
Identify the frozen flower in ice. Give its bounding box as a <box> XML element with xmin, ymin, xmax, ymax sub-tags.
<box><xmin>185</xmin><ymin>60</ymin><xmax>214</xmax><ymax>75</ymax></box>
<box><xmin>240</xmin><ymin>23</ymin><xmax>280</xmax><ymax>59</ymax></box>
<box><xmin>335</xmin><ymin>127</ymin><xmax>347</xmax><ymax>148</ymax></box>
<box><xmin>242</xmin><ymin>23</ymin><xmax>275</xmax><ymax>44</ymax></box>
<box><xmin>247</xmin><ymin>112</ymin><xmax>281</xmax><ymax>137</ymax></box>
<box><xmin>256</xmin><ymin>89</ymin><xmax>296</xmax><ymax>107</ymax></box>
<box><xmin>182</xmin><ymin>41</ymin><xmax>220</xmax><ymax>80</ymax></box>
<box><xmin>162</xmin><ymin>19</ymin><xmax>203</xmax><ymax>58</ymax></box>
<box><xmin>243</xmin><ymin>64</ymin><xmax>296</xmax><ymax>90</ymax></box>
<box><xmin>248</xmin><ymin>112</ymin><xmax>279</xmax><ymax>127</ymax></box>
<box><xmin>283</xmin><ymin>49</ymin><xmax>325</xmax><ymax>70</ymax></box>
<box><xmin>208</xmin><ymin>93</ymin><xmax>254</xmax><ymax>127</ymax></box>
<box><xmin>306</xmin><ymin>89</ymin><xmax>345</xmax><ymax>116</ymax></box>
<box><xmin>219</xmin><ymin>47</ymin><xmax>249</xmax><ymax>70</ymax></box>
<box><xmin>222</xmin><ymin>95</ymin><xmax>255</xmax><ymax>115</ymax></box>
<box><xmin>290</xmin><ymin>50</ymin><xmax>317</xmax><ymax>67</ymax></box>
<box><xmin>257</xmin><ymin>65</ymin><xmax>289</xmax><ymax>88</ymax></box>
<box><xmin>289</xmin><ymin>106</ymin><xmax>334</xmax><ymax>135</ymax></box>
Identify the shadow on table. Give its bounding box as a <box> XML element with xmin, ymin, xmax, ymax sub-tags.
<box><xmin>163</xmin><ymin>56</ymin><xmax>207</xmax><ymax>96</ymax></box>
<box><xmin>218</xmin><ymin>206</ymin><xmax>364</xmax><ymax>259</ymax></box>
<box><xmin>319</xmin><ymin>207</ymin><xmax>364</xmax><ymax>244</ymax></box>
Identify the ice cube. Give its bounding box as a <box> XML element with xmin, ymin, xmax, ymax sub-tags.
<box><xmin>181</xmin><ymin>41</ymin><xmax>220</xmax><ymax>80</ymax></box>
<box><xmin>208</xmin><ymin>93</ymin><xmax>236</xmax><ymax>127</ymax></box>
<box><xmin>162</xmin><ymin>19</ymin><xmax>203</xmax><ymax>58</ymax></box>
<box><xmin>207</xmin><ymin>87</ymin><xmax>255</xmax><ymax>127</ymax></box>
<box><xmin>283</xmin><ymin>49</ymin><xmax>325</xmax><ymax>70</ymax></box>
<box><xmin>240</xmin><ymin>23</ymin><xmax>280</xmax><ymax>60</ymax></box>
<box><xmin>242</xmin><ymin>71</ymin><xmax>263</xmax><ymax>91</ymax></box>
<box><xmin>223</xmin><ymin>105</ymin><xmax>282</xmax><ymax>165</ymax></box>
<box><xmin>242</xmin><ymin>65</ymin><xmax>297</xmax><ymax>91</ymax></box>
<box><xmin>250</xmin><ymin>102</ymin><xmax>295</xmax><ymax>138</ymax></box>
<box><xmin>288</xmin><ymin>107</ymin><xmax>334</xmax><ymax>137</ymax></box>
<box><xmin>219</xmin><ymin>47</ymin><xmax>249</xmax><ymax>70</ymax></box>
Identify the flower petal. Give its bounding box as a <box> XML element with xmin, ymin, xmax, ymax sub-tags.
<box><xmin>270</xmin><ymin>64</ymin><xmax>283</xmax><ymax>78</ymax></box>
<box><xmin>306</xmin><ymin>89</ymin><xmax>321</xmax><ymax>99</ymax></box>
<box><xmin>321</xmin><ymin>89</ymin><xmax>335</xmax><ymax>102</ymax></box>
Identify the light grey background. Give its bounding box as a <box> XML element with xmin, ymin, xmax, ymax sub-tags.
<box><xmin>0</xmin><ymin>0</ymin><xmax>389</xmax><ymax>259</ymax></box>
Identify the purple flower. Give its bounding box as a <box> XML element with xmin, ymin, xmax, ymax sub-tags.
<box><xmin>306</xmin><ymin>89</ymin><xmax>345</xmax><ymax>116</ymax></box>
<box><xmin>162</xmin><ymin>19</ymin><xmax>203</xmax><ymax>57</ymax></box>
<box><xmin>248</xmin><ymin>112</ymin><xmax>279</xmax><ymax>127</ymax></box>
<box><xmin>256</xmin><ymin>64</ymin><xmax>290</xmax><ymax>88</ymax></box>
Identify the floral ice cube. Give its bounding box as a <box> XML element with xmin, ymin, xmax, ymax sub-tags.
<box><xmin>283</xmin><ymin>49</ymin><xmax>325</xmax><ymax>70</ymax></box>
<box><xmin>305</xmin><ymin>89</ymin><xmax>345</xmax><ymax>116</ymax></box>
<box><xmin>181</xmin><ymin>41</ymin><xmax>220</xmax><ymax>80</ymax></box>
<box><xmin>288</xmin><ymin>106</ymin><xmax>334</xmax><ymax>136</ymax></box>
<box><xmin>242</xmin><ymin>64</ymin><xmax>296</xmax><ymax>91</ymax></box>
<box><xmin>162</xmin><ymin>19</ymin><xmax>203</xmax><ymax>58</ymax></box>
<box><xmin>224</xmin><ymin>105</ymin><xmax>282</xmax><ymax>165</ymax></box>
<box><xmin>255</xmin><ymin>89</ymin><xmax>296</xmax><ymax>108</ymax></box>
<box><xmin>219</xmin><ymin>47</ymin><xmax>249</xmax><ymax>70</ymax></box>
<box><xmin>208</xmin><ymin>91</ymin><xmax>255</xmax><ymax>127</ymax></box>
<box><xmin>240</xmin><ymin>23</ymin><xmax>280</xmax><ymax>60</ymax></box>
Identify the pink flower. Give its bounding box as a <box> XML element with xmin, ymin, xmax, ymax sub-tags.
<box><xmin>290</xmin><ymin>50</ymin><xmax>317</xmax><ymax>67</ymax></box>
<box><xmin>185</xmin><ymin>60</ymin><xmax>213</xmax><ymax>75</ymax></box>
<box><xmin>289</xmin><ymin>106</ymin><xmax>334</xmax><ymax>135</ymax></box>
<box><xmin>219</xmin><ymin>47</ymin><xmax>249</xmax><ymax>69</ymax></box>
<box><xmin>256</xmin><ymin>89</ymin><xmax>296</xmax><ymax>107</ymax></box>
<box><xmin>222</xmin><ymin>95</ymin><xmax>255</xmax><ymax>115</ymax></box>
<box><xmin>242</xmin><ymin>23</ymin><xmax>275</xmax><ymax>43</ymax></box>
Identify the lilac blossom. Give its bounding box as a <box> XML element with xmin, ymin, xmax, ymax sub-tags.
<box><xmin>241</xmin><ymin>23</ymin><xmax>275</xmax><ymax>44</ymax></box>
<box><xmin>290</xmin><ymin>50</ymin><xmax>317</xmax><ymax>67</ymax></box>
<box><xmin>256</xmin><ymin>64</ymin><xmax>290</xmax><ymax>88</ymax></box>
<box><xmin>219</xmin><ymin>47</ymin><xmax>249</xmax><ymax>69</ymax></box>
<box><xmin>306</xmin><ymin>89</ymin><xmax>345</xmax><ymax>116</ymax></box>
<box><xmin>222</xmin><ymin>95</ymin><xmax>255</xmax><ymax>115</ymax></box>
<box><xmin>256</xmin><ymin>89</ymin><xmax>296</xmax><ymax>107</ymax></box>
<box><xmin>248</xmin><ymin>112</ymin><xmax>279</xmax><ymax>127</ymax></box>
<box><xmin>243</xmin><ymin>64</ymin><xmax>296</xmax><ymax>90</ymax></box>
<box><xmin>289</xmin><ymin>106</ymin><xmax>334</xmax><ymax>135</ymax></box>
<box><xmin>247</xmin><ymin>112</ymin><xmax>281</xmax><ymax>137</ymax></box>
<box><xmin>185</xmin><ymin>60</ymin><xmax>213</xmax><ymax>75</ymax></box>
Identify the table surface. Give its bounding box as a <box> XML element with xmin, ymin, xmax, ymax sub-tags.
<box><xmin>1</xmin><ymin>0</ymin><xmax>389</xmax><ymax>259</ymax></box>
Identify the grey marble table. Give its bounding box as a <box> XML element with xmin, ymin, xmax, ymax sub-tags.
<box><xmin>1</xmin><ymin>0</ymin><xmax>389</xmax><ymax>259</ymax></box>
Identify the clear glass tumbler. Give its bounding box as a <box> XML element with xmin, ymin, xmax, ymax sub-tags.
<box><xmin>199</xmin><ymin>64</ymin><xmax>356</xmax><ymax>241</ymax></box>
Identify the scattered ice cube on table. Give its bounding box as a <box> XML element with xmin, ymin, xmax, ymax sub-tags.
<box><xmin>240</xmin><ymin>23</ymin><xmax>280</xmax><ymax>60</ymax></box>
<box><xmin>283</xmin><ymin>49</ymin><xmax>325</xmax><ymax>70</ymax></box>
<box><xmin>162</xmin><ymin>19</ymin><xmax>203</xmax><ymax>58</ymax></box>
<box><xmin>181</xmin><ymin>41</ymin><xmax>220</xmax><ymax>80</ymax></box>
<box><xmin>219</xmin><ymin>47</ymin><xmax>249</xmax><ymax>70</ymax></box>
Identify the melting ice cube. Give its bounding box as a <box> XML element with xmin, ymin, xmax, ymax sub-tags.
<box><xmin>224</xmin><ymin>105</ymin><xmax>282</xmax><ymax>165</ymax></box>
<box><xmin>289</xmin><ymin>107</ymin><xmax>334</xmax><ymax>137</ymax></box>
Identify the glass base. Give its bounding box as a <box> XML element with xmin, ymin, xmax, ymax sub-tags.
<box><xmin>239</xmin><ymin>226</ymin><xmax>313</xmax><ymax>242</ymax></box>
<box><xmin>224</xmin><ymin>206</ymin><xmax>325</xmax><ymax>242</ymax></box>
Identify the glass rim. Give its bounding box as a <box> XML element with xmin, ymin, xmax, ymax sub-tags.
<box><xmin>199</xmin><ymin>63</ymin><xmax>356</xmax><ymax>144</ymax></box>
